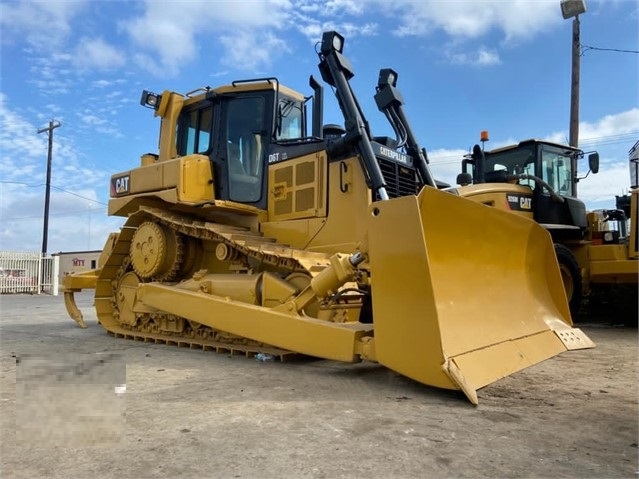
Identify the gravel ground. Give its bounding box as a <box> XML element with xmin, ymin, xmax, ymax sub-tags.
<box><xmin>0</xmin><ymin>292</ymin><xmax>637</xmax><ymax>479</ymax></box>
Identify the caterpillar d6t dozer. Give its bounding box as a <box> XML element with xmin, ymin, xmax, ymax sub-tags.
<box><xmin>63</xmin><ymin>32</ymin><xmax>593</xmax><ymax>404</ymax></box>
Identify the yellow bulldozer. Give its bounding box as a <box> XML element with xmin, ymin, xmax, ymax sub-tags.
<box><xmin>63</xmin><ymin>31</ymin><xmax>594</xmax><ymax>405</ymax></box>
<box><xmin>453</xmin><ymin>135</ymin><xmax>638</xmax><ymax>324</ymax></box>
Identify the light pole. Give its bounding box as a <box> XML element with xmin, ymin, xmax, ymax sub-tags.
<box><xmin>561</xmin><ymin>0</ymin><xmax>587</xmax><ymax>149</ymax></box>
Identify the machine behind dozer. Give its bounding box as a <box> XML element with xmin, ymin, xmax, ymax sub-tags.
<box><xmin>63</xmin><ymin>32</ymin><xmax>594</xmax><ymax>404</ymax></box>
<box><xmin>454</xmin><ymin>135</ymin><xmax>638</xmax><ymax>323</ymax></box>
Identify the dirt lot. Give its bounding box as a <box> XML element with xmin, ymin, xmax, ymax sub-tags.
<box><xmin>0</xmin><ymin>292</ymin><xmax>637</xmax><ymax>479</ymax></box>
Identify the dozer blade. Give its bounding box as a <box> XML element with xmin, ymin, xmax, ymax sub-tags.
<box><xmin>367</xmin><ymin>187</ymin><xmax>594</xmax><ymax>404</ymax></box>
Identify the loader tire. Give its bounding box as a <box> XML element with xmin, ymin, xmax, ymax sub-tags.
<box><xmin>554</xmin><ymin>243</ymin><xmax>582</xmax><ymax>315</ymax></box>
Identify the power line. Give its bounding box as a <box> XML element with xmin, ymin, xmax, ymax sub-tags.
<box><xmin>49</xmin><ymin>185</ymin><xmax>108</xmax><ymax>205</ymax></box>
<box><xmin>0</xmin><ymin>181</ymin><xmax>41</xmax><ymax>188</ymax></box>
<box><xmin>3</xmin><ymin>207</ymin><xmax>107</xmax><ymax>221</ymax></box>
<box><xmin>580</xmin><ymin>132</ymin><xmax>639</xmax><ymax>148</ymax></box>
<box><xmin>0</xmin><ymin>181</ymin><xmax>107</xmax><ymax>206</ymax></box>
<box><xmin>581</xmin><ymin>44</ymin><xmax>639</xmax><ymax>55</ymax></box>
<box><xmin>580</xmin><ymin>132</ymin><xmax>639</xmax><ymax>142</ymax></box>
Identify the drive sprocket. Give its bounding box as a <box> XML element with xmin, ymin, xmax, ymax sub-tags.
<box><xmin>130</xmin><ymin>221</ymin><xmax>182</xmax><ymax>281</ymax></box>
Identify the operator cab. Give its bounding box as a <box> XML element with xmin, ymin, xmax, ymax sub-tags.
<box><xmin>458</xmin><ymin>139</ymin><xmax>600</xmax><ymax>238</ymax></box>
<box><xmin>174</xmin><ymin>82</ymin><xmax>309</xmax><ymax>210</ymax></box>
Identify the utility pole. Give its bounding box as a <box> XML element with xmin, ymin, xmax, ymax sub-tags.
<box><xmin>37</xmin><ymin>120</ymin><xmax>61</xmax><ymax>255</ymax></box>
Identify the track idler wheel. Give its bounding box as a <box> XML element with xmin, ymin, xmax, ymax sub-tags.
<box><xmin>130</xmin><ymin>221</ymin><xmax>182</xmax><ymax>281</ymax></box>
<box><xmin>116</xmin><ymin>271</ymin><xmax>141</xmax><ymax>326</ymax></box>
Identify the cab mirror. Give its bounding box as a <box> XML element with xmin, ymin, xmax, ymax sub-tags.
<box><xmin>588</xmin><ymin>152</ymin><xmax>599</xmax><ymax>174</ymax></box>
<box><xmin>456</xmin><ymin>172</ymin><xmax>473</xmax><ymax>186</ymax></box>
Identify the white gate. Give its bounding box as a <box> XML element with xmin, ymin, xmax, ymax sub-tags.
<box><xmin>0</xmin><ymin>252</ymin><xmax>59</xmax><ymax>295</ymax></box>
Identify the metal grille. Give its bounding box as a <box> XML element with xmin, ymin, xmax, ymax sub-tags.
<box><xmin>0</xmin><ymin>252</ymin><xmax>59</xmax><ymax>295</ymax></box>
<box><xmin>295</xmin><ymin>161</ymin><xmax>316</xmax><ymax>186</ymax></box>
<box><xmin>295</xmin><ymin>187</ymin><xmax>315</xmax><ymax>212</ymax></box>
<box><xmin>274</xmin><ymin>193</ymin><xmax>293</xmax><ymax>215</ymax></box>
<box><xmin>376</xmin><ymin>158</ymin><xmax>418</xmax><ymax>199</ymax></box>
<box><xmin>274</xmin><ymin>166</ymin><xmax>293</xmax><ymax>187</ymax></box>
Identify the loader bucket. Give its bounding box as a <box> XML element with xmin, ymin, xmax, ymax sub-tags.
<box><xmin>367</xmin><ymin>187</ymin><xmax>593</xmax><ymax>404</ymax></box>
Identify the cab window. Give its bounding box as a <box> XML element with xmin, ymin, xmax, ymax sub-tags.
<box><xmin>226</xmin><ymin>96</ymin><xmax>266</xmax><ymax>203</ymax></box>
<box><xmin>485</xmin><ymin>146</ymin><xmax>536</xmax><ymax>188</ymax></box>
<box><xmin>541</xmin><ymin>149</ymin><xmax>573</xmax><ymax>197</ymax></box>
<box><xmin>276</xmin><ymin>98</ymin><xmax>304</xmax><ymax>140</ymax></box>
<box><xmin>178</xmin><ymin>106</ymin><xmax>212</xmax><ymax>155</ymax></box>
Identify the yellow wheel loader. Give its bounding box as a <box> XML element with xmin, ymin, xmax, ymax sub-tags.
<box><xmin>63</xmin><ymin>31</ymin><xmax>594</xmax><ymax>405</ymax></box>
<box><xmin>453</xmin><ymin>136</ymin><xmax>638</xmax><ymax>323</ymax></box>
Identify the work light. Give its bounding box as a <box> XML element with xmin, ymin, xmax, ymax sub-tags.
<box><xmin>140</xmin><ymin>90</ymin><xmax>162</xmax><ymax>110</ymax></box>
<box><xmin>378</xmin><ymin>69</ymin><xmax>398</xmax><ymax>88</ymax></box>
<box><xmin>560</xmin><ymin>0</ymin><xmax>586</xmax><ymax>19</ymax></box>
<box><xmin>321</xmin><ymin>31</ymin><xmax>344</xmax><ymax>55</ymax></box>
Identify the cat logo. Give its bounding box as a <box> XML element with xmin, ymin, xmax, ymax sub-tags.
<box><xmin>111</xmin><ymin>175</ymin><xmax>130</xmax><ymax>196</ymax></box>
<box><xmin>506</xmin><ymin>193</ymin><xmax>532</xmax><ymax>211</ymax></box>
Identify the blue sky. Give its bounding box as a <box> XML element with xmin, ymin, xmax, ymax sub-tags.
<box><xmin>1</xmin><ymin>0</ymin><xmax>637</xmax><ymax>253</ymax></box>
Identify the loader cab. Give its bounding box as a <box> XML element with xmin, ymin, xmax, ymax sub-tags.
<box><xmin>174</xmin><ymin>83</ymin><xmax>308</xmax><ymax>210</ymax></box>
<box><xmin>461</xmin><ymin>140</ymin><xmax>598</xmax><ymax>239</ymax></box>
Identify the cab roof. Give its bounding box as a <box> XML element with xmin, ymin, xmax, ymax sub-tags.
<box><xmin>182</xmin><ymin>78</ymin><xmax>305</xmax><ymax>107</ymax></box>
<box><xmin>487</xmin><ymin>139</ymin><xmax>582</xmax><ymax>155</ymax></box>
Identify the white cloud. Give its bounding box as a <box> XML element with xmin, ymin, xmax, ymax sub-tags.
<box><xmin>0</xmin><ymin>94</ymin><xmax>46</xmax><ymax>173</ymax></box>
<box><xmin>558</xmin><ymin>108</ymin><xmax>639</xmax><ymax>206</ymax></box>
<box><xmin>0</xmin><ymin>95</ymin><xmax>120</xmax><ymax>252</ymax></box>
<box><xmin>78</xmin><ymin>113</ymin><xmax>107</xmax><ymax>126</ymax></box>
<box><xmin>370</xmin><ymin>0</ymin><xmax>560</xmax><ymax>40</ymax></box>
<box><xmin>74</xmin><ymin>109</ymin><xmax>124</xmax><ymax>139</ymax></box>
<box><xmin>579</xmin><ymin>109</ymin><xmax>639</xmax><ymax>144</ymax></box>
<box><xmin>447</xmin><ymin>46</ymin><xmax>501</xmax><ymax>66</ymax></box>
<box><xmin>123</xmin><ymin>0</ymin><xmax>289</xmax><ymax>76</ymax></box>
<box><xmin>576</xmin><ymin>162</ymin><xmax>630</xmax><ymax>204</ymax></box>
<box><xmin>294</xmin><ymin>0</ymin><xmax>560</xmax><ymax>46</ymax></box>
<box><xmin>72</xmin><ymin>38</ymin><xmax>126</xmax><ymax>70</ymax></box>
<box><xmin>0</xmin><ymin>186</ymin><xmax>118</xmax><ymax>252</ymax></box>
<box><xmin>91</xmin><ymin>79</ymin><xmax>125</xmax><ymax>89</ymax></box>
<box><xmin>119</xmin><ymin>0</ymin><xmax>560</xmax><ymax>76</ymax></box>
<box><xmin>219</xmin><ymin>31</ymin><xmax>290</xmax><ymax>72</ymax></box>
<box><xmin>428</xmin><ymin>148</ymin><xmax>471</xmax><ymax>187</ymax></box>
<box><xmin>27</xmin><ymin>57</ymin><xmax>76</xmax><ymax>95</ymax></box>
<box><xmin>288</xmin><ymin>0</ymin><xmax>379</xmax><ymax>44</ymax></box>
<box><xmin>546</xmin><ymin>108</ymin><xmax>639</xmax><ymax>146</ymax></box>
<box><xmin>0</xmin><ymin>0</ymin><xmax>89</xmax><ymax>50</ymax></box>
<box><xmin>476</xmin><ymin>48</ymin><xmax>501</xmax><ymax>66</ymax></box>
<box><xmin>297</xmin><ymin>21</ymin><xmax>378</xmax><ymax>45</ymax></box>
<box><xmin>323</xmin><ymin>0</ymin><xmax>364</xmax><ymax>16</ymax></box>
<box><xmin>125</xmin><ymin>15</ymin><xmax>196</xmax><ymax>75</ymax></box>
